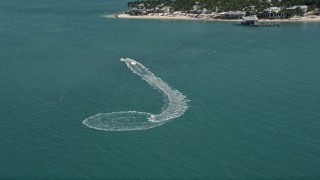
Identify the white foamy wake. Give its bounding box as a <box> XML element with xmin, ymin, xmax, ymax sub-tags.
<box><xmin>82</xmin><ymin>58</ymin><xmax>189</xmax><ymax>131</ymax></box>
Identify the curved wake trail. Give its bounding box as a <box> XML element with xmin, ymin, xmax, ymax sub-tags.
<box><xmin>82</xmin><ymin>58</ymin><xmax>189</xmax><ymax>131</ymax></box>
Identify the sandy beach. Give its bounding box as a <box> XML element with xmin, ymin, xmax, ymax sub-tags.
<box><xmin>116</xmin><ymin>13</ymin><xmax>320</xmax><ymax>22</ymax></box>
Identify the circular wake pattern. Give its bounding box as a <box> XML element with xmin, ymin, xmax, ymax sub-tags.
<box><xmin>82</xmin><ymin>58</ymin><xmax>189</xmax><ymax>131</ymax></box>
<box><xmin>83</xmin><ymin>112</ymin><xmax>163</xmax><ymax>131</ymax></box>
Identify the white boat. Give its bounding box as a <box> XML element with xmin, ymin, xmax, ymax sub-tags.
<box><xmin>120</xmin><ymin>58</ymin><xmax>137</xmax><ymax>65</ymax></box>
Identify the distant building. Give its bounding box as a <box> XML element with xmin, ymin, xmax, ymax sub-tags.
<box><xmin>287</xmin><ymin>5</ymin><xmax>308</xmax><ymax>13</ymax></box>
<box><xmin>137</xmin><ymin>3</ymin><xmax>145</xmax><ymax>9</ymax></box>
<box><xmin>159</xmin><ymin>6</ymin><xmax>171</xmax><ymax>13</ymax></box>
<box><xmin>265</xmin><ymin>7</ymin><xmax>282</xmax><ymax>13</ymax></box>
<box><xmin>261</xmin><ymin>7</ymin><xmax>284</xmax><ymax>18</ymax></box>
<box><xmin>128</xmin><ymin>7</ymin><xmax>147</xmax><ymax>15</ymax></box>
<box><xmin>190</xmin><ymin>4</ymin><xmax>201</xmax><ymax>14</ymax></box>
<box><xmin>249</xmin><ymin>6</ymin><xmax>256</xmax><ymax>10</ymax></box>
<box><xmin>146</xmin><ymin>8</ymin><xmax>154</xmax><ymax>13</ymax></box>
<box><xmin>221</xmin><ymin>11</ymin><xmax>246</xmax><ymax>19</ymax></box>
<box><xmin>202</xmin><ymin>8</ymin><xmax>208</xmax><ymax>14</ymax></box>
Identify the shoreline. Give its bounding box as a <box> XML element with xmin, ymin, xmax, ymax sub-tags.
<box><xmin>114</xmin><ymin>13</ymin><xmax>320</xmax><ymax>23</ymax></box>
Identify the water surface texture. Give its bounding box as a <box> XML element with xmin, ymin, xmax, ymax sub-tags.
<box><xmin>1</xmin><ymin>0</ymin><xmax>320</xmax><ymax>178</ymax></box>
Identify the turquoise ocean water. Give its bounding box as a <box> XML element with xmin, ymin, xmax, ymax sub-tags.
<box><xmin>1</xmin><ymin>0</ymin><xmax>320</xmax><ymax>178</ymax></box>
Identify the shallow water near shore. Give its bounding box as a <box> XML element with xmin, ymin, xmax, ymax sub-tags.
<box><xmin>1</xmin><ymin>0</ymin><xmax>320</xmax><ymax>178</ymax></box>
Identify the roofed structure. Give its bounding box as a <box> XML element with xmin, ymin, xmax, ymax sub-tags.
<box><xmin>241</xmin><ymin>15</ymin><xmax>259</xmax><ymax>25</ymax></box>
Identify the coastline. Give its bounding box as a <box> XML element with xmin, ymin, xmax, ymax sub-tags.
<box><xmin>115</xmin><ymin>13</ymin><xmax>320</xmax><ymax>23</ymax></box>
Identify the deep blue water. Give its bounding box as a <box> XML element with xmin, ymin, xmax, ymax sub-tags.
<box><xmin>1</xmin><ymin>0</ymin><xmax>320</xmax><ymax>178</ymax></box>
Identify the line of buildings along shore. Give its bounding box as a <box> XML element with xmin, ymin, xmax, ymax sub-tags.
<box><xmin>126</xmin><ymin>2</ymin><xmax>319</xmax><ymax>19</ymax></box>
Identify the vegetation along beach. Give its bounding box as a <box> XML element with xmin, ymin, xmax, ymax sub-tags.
<box><xmin>116</xmin><ymin>0</ymin><xmax>320</xmax><ymax>22</ymax></box>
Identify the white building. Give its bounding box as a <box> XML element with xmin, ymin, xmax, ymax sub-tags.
<box><xmin>202</xmin><ymin>8</ymin><xmax>208</xmax><ymax>14</ymax></box>
<box><xmin>137</xmin><ymin>3</ymin><xmax>145</xmax><ymax>9</ymax></box>
<box><xmin>221</xmin><ymin>11</ymin><xmax>246</xmax><ymax>19</ymax></box>
<box><xmin>287</xmin><ymin>5</ymin><xmax>308</xmax><ymax>13</ymax></box>
<box><xmin>265</xmin><ymin>7</ymin><xmax>282</xmax><ymax>13</ymax></box>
